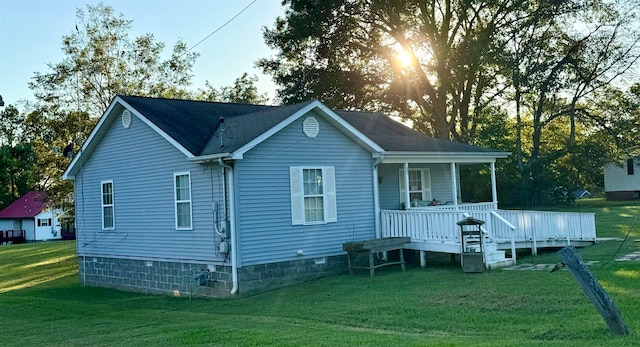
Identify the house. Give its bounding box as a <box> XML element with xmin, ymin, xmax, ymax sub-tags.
<box><xmin>604</xmin><ymin>153</ymin><xmax>640</xmax><ymax>200</ymax></box>
<box><xmin>571</xmin><ymin>189</ymin><xmax>591</xmax><ymax>200</ymax></box>
<box><xmin>63</xmin><ymin>96</ymin><xmax>596</xmax><ymax>298</ymax></box>
<box><xmin>0</xmin><ymin>191</ymin><xmax>62</xmax><ymax>242</ymax></box>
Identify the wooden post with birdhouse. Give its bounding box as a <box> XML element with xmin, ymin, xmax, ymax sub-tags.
<box><xmin>457</xmin><ymin>216</ymin><xmax>485</xmax><ymax>273</ymax></box>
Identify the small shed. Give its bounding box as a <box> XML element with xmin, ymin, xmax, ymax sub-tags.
<box><xmin>0</xmin><ymin>191</ymin><xmax>62</xmax><ymax>242</ymax></box>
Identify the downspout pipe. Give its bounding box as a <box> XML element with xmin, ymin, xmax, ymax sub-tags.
<box><xmin>218</xmin><ymin>158</ymin><xmax>238</xmax><ymax>295</ymax></box>
<box><xmin>372</xmin><ymin>155</ymin><xmax>384</xmax><ymax>239</ymax></box>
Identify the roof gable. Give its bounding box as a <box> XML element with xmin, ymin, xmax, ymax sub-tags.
<box><xmin>0</xmin><ymin>191</ymin><xmax>48</xmax><ymax>219</ymax></box>
<box><xmin>119</xmin><ymin>95</ymin><xmax>276</xmax><ymax>155</ymax></box>
<box><xmin>228</xmin><ymin>100</ymin><xmax>385</xmax><ymax>159</ymax></box>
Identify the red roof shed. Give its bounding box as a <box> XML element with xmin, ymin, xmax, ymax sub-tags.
<box><xmin>0</xmin><ymin>191</ymin><xmax>48</xmax><ymax>219</ymax></box>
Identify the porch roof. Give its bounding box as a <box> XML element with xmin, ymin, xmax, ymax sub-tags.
<box><xmin>336</xmin><ymin>110</ymin><xmax>510</xmax><ymax>162</ymax></box>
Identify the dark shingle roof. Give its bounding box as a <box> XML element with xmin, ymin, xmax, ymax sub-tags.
<box><xmin>119</xmin><ymin>95</ymin><xmax>312</xmax><ymax>155</ymax></box>
<box><xmin>118</xmin><ymin>95</ymin><xmax>502</xmax><ymax>156</ymax></box>
<box><xmin>336</xmin><ymin>110</ymin><xmax>500</xmax><ymax>153</ymax></box>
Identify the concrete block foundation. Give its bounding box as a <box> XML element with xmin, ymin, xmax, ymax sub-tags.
<box><xmin>79</xmin><ymin>254</ymin><xmax>349</xmax><ymax>298</ymax></box>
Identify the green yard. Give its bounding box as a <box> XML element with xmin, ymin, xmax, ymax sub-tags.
<box><xmin>1</xmin><ymin>199</ymin><xmax>640</xmax><ymax>346</ymax></box>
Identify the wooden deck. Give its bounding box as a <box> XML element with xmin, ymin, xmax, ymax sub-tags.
<box><xmin>380</xmin><ymin>207</ymin><xmax>596</xmax><ymax>267</ymax></box>
<box><xmin>1</xmin><ymin>230</ymin><xmax>26</xmax><ymax>245</ymax></box>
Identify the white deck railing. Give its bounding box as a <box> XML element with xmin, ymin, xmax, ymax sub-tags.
<box><xmin>494</xmin><ymin>210</ymin><xmax>596</xmax><ymax>255</ymax></box>
<box><xmin>381</xmin><ymin>209</ymin><xmax>465</xmax><ymax>242</ymax></box>
<box><xmin>380</xmin><ymin>208</ymin><xmax>596</xmax><ymax>256</ymax></box>
<box><xmin>413</xmin><ymin>202</ymin><xmax>497</xmax><ymax>212</ymax></box>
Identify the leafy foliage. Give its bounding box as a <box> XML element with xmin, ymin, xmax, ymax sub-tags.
<box><xmin>29</xmin><ymin>4</ymin><xmax>199</xmax><ymax>117</ymax></box>
<box><xmin>4</xmin><ymin>3</ymin><xmax>272</xmax><ymax>218</ymax></box>
<box><xmin>261</xmin><ymin>0</ymin><xmax>640</xmax><ymax>206</ymax></box>
<box><xmin>195</xmin><ymin>73</ymin><xmax>269</xmax><ymax>104</ymax></box>
<box><xmin>0</xmin><ymin>105</ymin><xmax>38</xmax><ymax>208</ymax></box>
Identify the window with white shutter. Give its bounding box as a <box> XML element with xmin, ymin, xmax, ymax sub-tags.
<box><xmin>290</xmin><ymin>166</ymin><xmax>337</xmax><ymax>225</ymax></box>
<box><xmin>399</xmin><ymin>169</ymin><xmax>432</xmax><ymax>207</ymax></box>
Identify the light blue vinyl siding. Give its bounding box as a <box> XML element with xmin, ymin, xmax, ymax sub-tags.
<box><xmin>235</xmin><ymin>111</ymin><xmax>376</xmax><ymax>266</ymax></box>
<box><xmin>378</xmin><ymin>163</ymin><xmax>456</xmax><ymax>210</ymax></box>
<box><xmin>75</xmin><ymin>113</ymin><xmax>224</xmax><ymax>263</ymax></box>
<box><xmin>0</xmin><ymin>220</ymin><xmax>14</xmax><ymax>230</ymax></box>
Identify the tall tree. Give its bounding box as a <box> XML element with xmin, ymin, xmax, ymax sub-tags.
<box><xmin>29</xmin><ymin>3</ymin><xmax>199</xmax><ymax>117</ymax></box>
<box><xmin>259</xmin><ymin>0</ymin><xmax>583</xmax><ymax>141</ymax></box>
<box><xmin>0</xmin><ymin>105</ymin><xmax>38</xmax><ymax>208</ymax></box>
<box><xmin>26</xmin><ymin>3</ymin><xmax>199</xmax><ymax>216</ymax></box>
<box><xmin>504</xmin><ymin>1</ymin><xmax>640</xmax><ymax>204</ymax></box>
<box><xmin>261</xmin><ymin>0</ymin><xmax>639</xmax><ymax>205</ymax></box>
<box><xmin>195</xmin><ymin>73</ymin><xmax>269</xmax><ymax>104</ymax></box>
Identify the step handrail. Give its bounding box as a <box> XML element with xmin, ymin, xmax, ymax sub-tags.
<box><xmin>490</xmin><ymin>210</ymin><xmax>517</xmax><ymax>264</ymax></box>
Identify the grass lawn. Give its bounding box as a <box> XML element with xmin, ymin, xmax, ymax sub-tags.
<box><xmin>1</xmin><ymin>199</ymin><xmax>640</xmax><ymax>346</ymax></box>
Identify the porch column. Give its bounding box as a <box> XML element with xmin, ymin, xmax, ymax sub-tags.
<box><xmin>372</xmin><ymin>158</ymin><xmax>382</xmax><ymax>239</ymax></box>
<box><xmin>450</xmin><ymin>163</ymin><xmax>458</xmax><ymax>208</ymax></box>
<box><xmin>490</xmin><ymin>162</ymin><xmax>498</xmax><ymax>206</ymax></box>
<box><xmin>403</xmin><ymin>162</ymin><xmax>410</xmax><ymax>209</ymax></box>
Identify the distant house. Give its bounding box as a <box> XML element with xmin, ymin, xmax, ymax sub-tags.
<box><xmin>0</xmin><ymin>191</ymin><xmax>62</xmax><ymax>242</ymax></box>
<box><xmin>571</xmin><ymin>189</ymin><xmax>591</xmax><ymax>199</ymax></box>
<box><xmin>63</xmin><ymin>96</ymin><xmax>596</xmax><ymax>298</ymax></box>
<box><xmin>604</xmin><ymin>153</ymin><xmax>640</xmax><ymax>200</ymax></box>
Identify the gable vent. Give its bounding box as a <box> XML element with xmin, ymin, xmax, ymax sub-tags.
<box><xmin>303</xmin><ymin>117</ymin><xmax>319</xmax><ymax>138</ymax></box>
<box><xmin>121</xmin><ymin>110</ymin><xmax>132</xmax><ymax>128</ymax></box>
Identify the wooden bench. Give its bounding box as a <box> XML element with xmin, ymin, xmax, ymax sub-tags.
<box><xmin>343</xmin><ymin>237</ymin><xmax>410</xmax><ymax>276</ymax></box>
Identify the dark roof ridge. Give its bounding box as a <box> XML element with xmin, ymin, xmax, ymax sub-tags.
<box><xmin>116</xmin><ymin>94</ymin><xmax>278</xmax><ymax>108</ymax></box>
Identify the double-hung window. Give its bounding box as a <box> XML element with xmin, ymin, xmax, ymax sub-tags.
<box><xmin>290</xmin><ymin>167</ymin><xmax>337</xmax><ymax>225</ymax></box>
<box><xmin>101</xmin><ymin>181</ymin><xmax>114</xmax><ymax>230</ymax></box>
<box><xmin>399</xmin><ymin>169</ymin><xmax>432</xmax><ymax>207</ymax></box>
<box><xmin>174</xmin><ymin>172</ymin><xmax>193</xmax><ymax>230</ymax></box>
<box><xmin>37</xmin><ymin>218</ymin><xmax>52</xmax><ymax>227</ymax></box>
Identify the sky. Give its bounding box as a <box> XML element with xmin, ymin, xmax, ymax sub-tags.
<box><xmin>0</xmin><ymin>0</ymin><xmax>285</xmax><ymax>108</ymax></box>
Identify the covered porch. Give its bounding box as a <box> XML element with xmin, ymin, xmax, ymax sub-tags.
<box><xmin>372</xmin><ymin>154</ymin><xmax>597</xmax><ymax>269</ymax></box>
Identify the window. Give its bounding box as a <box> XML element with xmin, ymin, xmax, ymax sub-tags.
<box><xmin>399</xmin><ymin>169</ymin><xmax>432</xmax><ymax>207</ymax></box>
<box><xmin>174</xmin><ymin>172</ymin><xmax>192</xmax><ymax>230</ymax></box>
<box><xmin>628</xmin><ymin>159</ymin><xmax>635</xmax><ymax>175</ymax></box>
<box><xmin>37</xmin><ymin>218</ymin><xmax>52</xmax><ymax>227</ymax></box>
<box><xmin>101</xmin><ymin>181</ymin><xmax>114</xmax><ymax>230</ymax></box>
<box><xmin>290</xmin><ymin>167</ymin><xmax>337</xmax><ymax>225</ymax></box>
<box><xmin>303</xmin><ymin>168</ymin><xmax>324</xmax><ymax>222</ymax></box>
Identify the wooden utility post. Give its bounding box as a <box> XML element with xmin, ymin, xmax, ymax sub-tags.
<box><xmin>557</xmin><ymin>246</ymin><xmax>630</xmax><ymax>336</ymax></box>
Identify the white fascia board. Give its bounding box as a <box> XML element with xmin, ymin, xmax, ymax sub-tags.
<box><xmin>62</xmin><ymin>98</ymin><xmax>121</xmax><ymax>180</ymax></box>
<box><xmin>231</xmin><ymin>100</ymin><xmax>385</xmax><ymax>160</ymax></box>
<box><xmin>62</xmin><ymin>96</ymin><xmax>195</xmax><ymax>180</ymax></box>
<box><xmin>380</xmin><ymin>151</ymin><xmax>511</xmax><ymax>164</ymax></box>
<box><xmin>189</xmin><ymin>153</ymin><xmax>231</xmax><ymax>164</ymax></box>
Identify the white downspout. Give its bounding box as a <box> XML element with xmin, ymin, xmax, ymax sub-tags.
<box><xmin>218</xmin><ymin>158</ymin><xmax>238</xmax><ymax>295</ymax></box>
<box><xmin>490</xmin><ymin>161</ymin><xmax>498</xmax><ymax>209</ymax></box>
<box><xmin>372</xmin><ymin>155</ymin><xmax>384</xmax><ymax>239</ymax></box>
<box><xmin>403</xmin><ymin>162</ymin><xmax>410</xmax><ymax>209</ymax></box>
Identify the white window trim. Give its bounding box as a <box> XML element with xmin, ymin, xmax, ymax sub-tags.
<box><xmin>174</xmin><ymin>171</ymin><xmax>193</xmax><ymax>230</ymax></box>
<box><xmin>37</xmin><ymin>218</ymin><xmax>52</xmax><ymax>227</ymax></box>
<box><xmin>101</xmin><ymin>180</ymin><xmax>115</xmax><ymax>230</ymax></box>
<box><xmin>399</xmin><ymin>168</ymin><xmax>432</xmax><ymax>206</ymax></box>
<box><xmin>290</xmin><ymin>166</ymin><xmax>337</xmax><ymax>226</ymax></box>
